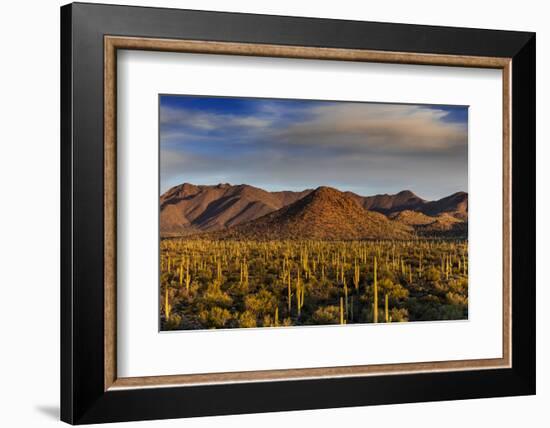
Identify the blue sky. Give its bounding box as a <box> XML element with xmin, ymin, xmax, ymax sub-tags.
<box><xmin>160</xmin><ymin>95</ymin><xmax>468</xmax><ymax>200</ymax></box>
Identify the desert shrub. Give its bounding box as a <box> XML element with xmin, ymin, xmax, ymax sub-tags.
<box><xmin>238</xmin><ymin>311</ymin><xmax>257</xmax><ymax>328</ymax></box>
<box><xmin>262</xmin><ymin>314</ymin><xmax>274</xmax><ymax>327</ymax></box>
<box><xmin>312</xmin><ymin>306</ymin><xmax>340</xmax><ymax>324</ymax></box>
<box><xmin>201</xmin><ymin>284</ymin><xmax>233</xmax><ymax>308</ymax></box>
<box><xmin>244</xmin><ymin>289</ymin><xmax>276</xmax><ymax>316</ymax></box>
<box><xmin>445</xmin><ymin>291</ymin><xmax>468</xmax><ymax>306</ymax></box>
<box><xmin>199</xmin><ymin>307</ymin><xmax>232</xmax><ymax>328</ymax></box>
<box><xmin>448</xmin><ymin>277</ymin><xmax>468</xmax><ymax>294</ymax></box>
<box><xmin>378</xmin><ymin>278</ymin><xmax>409</xmax><ymax>302</ymax></box>
<box><xmin>424</xmin><ymin>266</ymin><xmax>441</xmax><ymax>282</ymax></box>
<box><xmin>389</xmin><ymin>307</ymin><xmax>409</xmax><ymax>322</ymax></box>
<box><xmin>281</xmin><ymin>317</ymin><xmax>293</xmax><ymax>327</ymax></box>
<box><xmin>162</xmin><ymin>313</ymin><xmax>182</xmax><ymax>330</ymax></box>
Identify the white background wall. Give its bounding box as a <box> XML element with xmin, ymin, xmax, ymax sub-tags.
<box><xmin>0</xmin><ymin>0</ymin><xmax>546</xmax><ymax>426</ymax></box>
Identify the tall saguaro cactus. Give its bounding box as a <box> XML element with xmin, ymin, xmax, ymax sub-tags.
<box><xmin>185</xmin><ymin>258</ymin><xmax>191</xmax><ymax>291</ymax></box>
<box><xmin>287</xmin><ymin>272</ymin><xmax>292</xmax><ymax>313</ymax></box>
<box><xmin>217</xmin><ymin>258</ymin><xmax>222</xmax><ymax>282</ymax></box>
<box><xmin>353</xmin><ymin>259</ymin><xmax>360</xmax><ymax>290</ymax></box>
<box><xmin>296</xmin><ymin>269</ymin><xmax>302</xmax><ymax>316</ymax></box>
<box><xmin>240</xmin><ymin>260</ymin><xmax>249</xmax><ymax>288</ymax></box>
<box><xmin>164</xmin><ymin>288</ymin><xmax>171</xmax><ymax>320</ymax></box>
<box><xmin>373</xmin><ymin>256</ymin><xmax>378</xmax><ymax>323</ymax></box>
<box><xmin>344</xmin><ymin>278</ymin><xmax>349</xmax><ymax>318</ymax></box>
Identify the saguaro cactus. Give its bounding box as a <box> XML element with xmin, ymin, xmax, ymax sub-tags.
<box><xmin>353</xmin><ymin>259</ymin><xmax>360</xmax><ymax>290</ymax></box>
<box><xmin>240</xmin><ymin>260</ymin><xmax>243</xmax><ymax>284</ymax></box>
<box><xmin>373</xmin><ymin>256</ymin><xmax>378</xmax><ymax>323</ymax></box>
<box><xmin>344</xmin><ymin>278</ymin><xmax>349</xmax><ymax>318</ymax></box>
<box><xmin>185</xmin><ymin>258</ymin><xmax>191</xmax><ymax>291</ymax></box>
<box><xmin>164</xmin><ymin>288</ymin><xmax>171</xmax><ymax>320</ymax></box>
<box><xmin>217</xmin><ymin>258</ymin><xmax>222</xmax><ymax>282</ymax></box>
<box><xmin>287</xmin><ymin>272</ymin><xmax>292</xmax><ymax>313</ymax></box>
<box><xmin>240</xmin><ymin>260</ymin><xmax>249</xmax><ymax>287</ymax></box>
<box><xmin>296</xmin><ymin>269</ymin><xmax>302</xmax><ymax>316</ymax></box>
<box><xmin>385</xmin><ymin>294</ymin><xmax>389</xmax><ymax>323</ymax></box>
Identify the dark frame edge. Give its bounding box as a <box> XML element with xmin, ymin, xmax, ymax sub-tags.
<box><xmin>61</xmin><ymin>3</ymin><xmax>74</xmax><ymax>425</ymax></box>
<box><xmin>510</xmin><ymin>33</ymin><xmax>536</xmax><ymax>394</ymax></box>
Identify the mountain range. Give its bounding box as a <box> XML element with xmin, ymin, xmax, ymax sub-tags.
<box><xmin>160</xmin><ymin>183</ymin><xmax>468</xmax><ymax>240</ymax></box>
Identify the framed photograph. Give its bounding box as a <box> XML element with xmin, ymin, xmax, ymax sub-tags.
<box><xmin>61</xmin><ymin>2</ymin><xmax>535</xmax><ymax>424</ymax></box>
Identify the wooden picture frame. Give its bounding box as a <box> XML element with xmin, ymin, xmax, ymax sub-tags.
<box><xmin>61</xmin><ymin>2</ymin><xmax>535</xmax><ymax>424</ymax></box>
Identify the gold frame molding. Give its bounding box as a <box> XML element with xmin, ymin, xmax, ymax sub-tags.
<box><xmin>104</xmin><ymin>35</ymin><xmax>512</xmax><ymax>391</ymax></box>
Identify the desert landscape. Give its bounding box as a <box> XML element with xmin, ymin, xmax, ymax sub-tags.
<box><xmin>160</xmin><ymin>183</ymin><xmax>468</xmax><ymax>330</ymax></box>
<box><xmin>159</xmin><ymin>95</ymin><xmax>468</xmax><ymax>331</ymax></box>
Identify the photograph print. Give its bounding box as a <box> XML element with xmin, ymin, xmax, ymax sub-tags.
<box><xmin>159</xmin><ymin>95</ymin><xmax>468</xmax><ymax>331</ymax></box>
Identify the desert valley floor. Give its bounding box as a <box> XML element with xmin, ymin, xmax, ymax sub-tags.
<box><xmin>159</xmin><ymin>184</ymin><xmax>468</xmax><ymax>330</ymax></box>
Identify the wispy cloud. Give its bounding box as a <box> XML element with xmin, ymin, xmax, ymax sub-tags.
<box><xmin>160</xmin><ymin>105</ymin><xmax>274</xmax><ymax>131</ymax></box>
<box><xmin>277</xmin><ymin>103</ymin><xmax>466</xmax><ymax>154</ymax></box>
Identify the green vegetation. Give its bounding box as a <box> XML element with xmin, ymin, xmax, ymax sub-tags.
<box><xmin>160</xmin><ymin>239</ymin><xmax>468</xmax><ymax>330</ymax></box>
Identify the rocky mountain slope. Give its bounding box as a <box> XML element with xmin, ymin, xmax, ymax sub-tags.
<box><xmin>160</xmin><ymin>183</ymin><xmax>311</xmax><ymax>236</ymax></box>
<box><xmin>213</xmin><ymin>186</ymin><xmax>413</xmax><ymax>240</ymax></box>
<box><xmin>160</xmin><ymin>183</ymin><xmax>468</xmax><ymax>239</ymax></box>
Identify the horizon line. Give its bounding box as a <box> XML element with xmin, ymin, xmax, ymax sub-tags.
<box><xmin>161</xmin><ymin>181</ymin><xmax>468</xmax><ymax>201</ymax></box>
